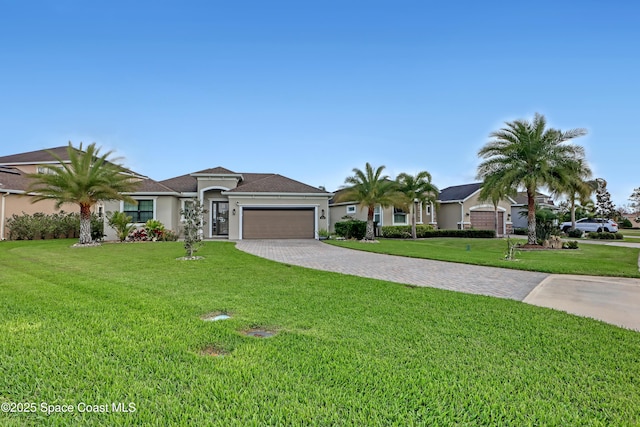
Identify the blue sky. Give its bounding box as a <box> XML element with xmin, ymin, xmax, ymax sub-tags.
<box><xmin>1</xmin><ymin>1</ymin><xmax>638</xmax><ymax>206</ymax></box>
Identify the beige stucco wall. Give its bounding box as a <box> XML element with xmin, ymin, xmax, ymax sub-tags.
<box><xmin>1</xmin><ymin>193</ymin><xmax>91</xmax><ymax>240</ymax></box>
<box><xmin>196</xmin><ymin>177</ymin><xmax>240</xmax><ymax>194</ymax></box>
<box><xmin>436</xmin><ymin>203</ymin><xmax>465</xmax><ymax>230</ymax></box>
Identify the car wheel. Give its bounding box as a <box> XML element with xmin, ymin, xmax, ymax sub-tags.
<box><xmin>562</xmin><ymin>226</ymin><xmax>570</xmax><ymax>233</ymax></box>
<box><xmin>604</xmin><ymin>228</ymin><xmax>610</xmax><ymax>232</ymax></box>
<box><xmin>597</xmin><ymin>227</ymin><xmax>603</xmax><ymax>232</ymax></box>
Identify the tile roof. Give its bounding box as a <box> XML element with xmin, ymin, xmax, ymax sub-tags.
<box><xmin>0</xmin><ymin>146</ymin><xmax>73</xmax><ymax>164</ymax></box>
<box><xmin>191</xmin><ymin>166</ymin><xmax>238</xmax><ymax>175</ymax></box>
<box><xmin>160</xmin><ymin>169</ymin><xmax>329</xmax><ymax>194</ymax></box>
<box><xmin>0</xmin><ymin>166</ymin><xmax>31</xmax><ymax>192</ymax></box>
<box><xmin>133</xmin><ymin>178</ymin><xmax>178</xmax><ymax>193</ymax></box>
<box><xmin>158</xmin><ymin>174</ymin><xmax>197</xmax><ymax>192</ymax></box>
<box><xmin>0</xmin><ymin>146</ymin><xmax>142</xmax><ymax>177</ymax></box>
<box><xmin>227</xmin><ymin>173</ymin><xmax>328</xmax><ymax>193</ymax></box>
<box><xmin>438</xmin><ymin>182</ymin><xmax>482</xmax><ymax>202</ymax></box>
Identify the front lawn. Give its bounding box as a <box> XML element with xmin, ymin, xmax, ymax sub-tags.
<box><xmin>1</xmin><ymin>240</ymin><xmax>639</xmax><ymax>425</ymax></box>
<box><xmin>327</xmin><ymin>238</ymin><xmax>640</xmax><ymax>277</ymax></box>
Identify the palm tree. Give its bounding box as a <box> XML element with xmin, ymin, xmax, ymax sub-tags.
<box><xmin>477</xmin><ymin>113</ymin><xmax>588</xmax><ymax>245</ymax></box>
<box><xmin>478</xmin><ymin>174</ymin><xmax>515</xmax><ymax>237</ymax></box>
<box><xmin>335</xmin><ymin>163</ymin><xmax>397</xmax><ymax>240</ymax></box>
<box><xmin>396</xmin><ymin>171</ymin><xmax>438</xmax><ymax>239</ymax></box>
<box><xmin>555</xmin><ymin>165</ymin><xmax>595</xmax><ymax>230</ymax></box>
<box><xmin>27</xmin><ymin>142</ymin><xmax>140</xmax><ymax>244</ymax></box>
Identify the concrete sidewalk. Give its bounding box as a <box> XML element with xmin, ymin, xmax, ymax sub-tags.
<box><xmin>235</xmin><ymin>239</ymin><xmax>640</xmax><ymax>331</ymax></box>
<box><xmin>524</xmin><ymin>275</ymin><xmax>640</xmax><ymax>331</ymax></box>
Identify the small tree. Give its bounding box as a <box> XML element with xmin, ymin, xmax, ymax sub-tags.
<box><xmin>106</xmin><ymin>211</ymin><xmax>135</xmax><ymax>242</ymax></box>
<box><xmin>181</xmin><ymin>199</ymin><xmax>206</xmax><ymax>258</ymax></box>
<box><xmin>629</xmin><ymin>187</ymin><xmax>640</xmax><ymax>214</ymax></box>
<box><xmin>595</xmin><ymin>178</ymin><xmax>616</xmax><ymax>219</ymax></box>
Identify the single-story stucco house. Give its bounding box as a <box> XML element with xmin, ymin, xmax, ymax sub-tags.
<box><xmin>329</xmin><ymin>182</ymin><xmax>516</xmax><ymax>236</ymax></box>
<box><xmin>328</xmin><ymin>188</ymin><xmax>437</xmax><ymax>235</ymax></box>
<box><xmin>436</xmin><ymin>183</ymin><xmax>515</xmax><ymax>235</ymax></box>
<box><xmin>0</xmin><ymin>146</ymin><xmax>332</xmax><ymax>240</ymax></box>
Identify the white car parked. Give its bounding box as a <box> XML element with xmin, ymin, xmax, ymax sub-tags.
<box><xmin>561</xmin><ymin>218</ymin><xmax>619</xmax><ymax>233</ymax></box>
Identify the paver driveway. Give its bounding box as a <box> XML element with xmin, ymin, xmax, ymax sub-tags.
<box><xmin>236</xmin><ymin>239</ymin><xmax>549</xmax><ymax>301</ymax></box>
<box><xmin>236</xmin><ymin>239</ymin><xmax>640</xmax><ymax>331</ymax></box>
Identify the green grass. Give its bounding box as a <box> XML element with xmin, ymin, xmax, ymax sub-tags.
<box><xmin>1</xmin><ymin>240</ymin><xmax>639</xmax><ymax>426</ymax></box>
<box><xmin>621</xmin><ymin>228</ymin><xmax>640</xmax><ymax>239</ymax></box>
<box><xmin>327</xmin><ymin>238</ymin><xmax>640</xmax><ymax>277</ymax></box>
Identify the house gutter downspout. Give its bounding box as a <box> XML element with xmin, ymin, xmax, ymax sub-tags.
<box><xmin>1</xmin><ymin>192</ymin><xmax>9</xmax><ymax>240</ymax></box>
<box><xmin>459</xmin><ymin>201</ymin><xmax>464</xmax><ymax>230</ymax></box>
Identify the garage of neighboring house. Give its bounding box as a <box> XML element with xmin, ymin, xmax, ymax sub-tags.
<box><xmin>470</xmin><ymin>210</ymin><xmax>504</xmax><ymax>232</ymax></box>
<box><xmin>241</xmin><ymin>207</ymin><xmax>316</xmax><ymax>239</ymax></box>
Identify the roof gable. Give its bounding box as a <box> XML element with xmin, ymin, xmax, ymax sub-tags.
<box><xmin>191</xmin><ymin>166</ymin><xmax>237</xmax><ymax>175</ymax></box>
<box><xmin>438</xmin><ymin>183</ymin><xmax>482</xmax><ymax>202</ymax></box>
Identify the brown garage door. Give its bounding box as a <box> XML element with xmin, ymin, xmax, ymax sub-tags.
<box><xmin>242</xmin><ymin>208</ymin><xmax>315</xmax><ymax>239</ymax></box>
<box><xmin>470</xmin><ymin>211</ymin><xmax>504</xmax><ymax>232</ymax></box>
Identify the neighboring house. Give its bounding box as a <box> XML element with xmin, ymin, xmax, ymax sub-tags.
<box><xmin>437</xmin><ymin>183</ymin><xmax>515</xmax><ymax>235</ymax></box>
<box><xmin>328</xmin><ymin>188</ymin><xmax>437</xmax><ymax>234</ymax></box>
<box><xmin>149</xmin><ymin>167</ymin><xmax>332</xmax><ymax>240</ymax></box>
<box><xmin>0</xmin><ymin>147</ymin><xmax>332</xmax><ymax>240</ymax></box>
<box><xmin>510</xmin><ymin>191</ymin><xmax>560</xmax><ymax>230</ymax></box>
<box><xmin>0</xmin><ymin>148</ymin><xmax>100</xmax><ymax>240</ymax></box>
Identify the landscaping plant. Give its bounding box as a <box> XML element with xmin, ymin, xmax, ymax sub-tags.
<box><xmin>106</xmin><ymin>211</ymin><xmax>135</xmax><ymax>242</ymax></box>
<box><xmin>181</xmin><ymin>198</ymin><xmax>206</xmax><ymax>257</ymax></box>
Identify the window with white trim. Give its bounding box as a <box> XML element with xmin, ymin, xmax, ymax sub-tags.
<box><xmin>374</xmin><ymin>206</ymin><xmax>381</xmax><ymax>225</ymax></box>
<box><xmin>346</xmin><ymin>205</ymin><xmax>356</xmax><ymax>214</ymax></box>
<box><xmin>393</xmin><ymin>207</ymin><xmax>408</xmax><ymax>225</ymax></box>
<box><xmin>124</xmin><ymin>200</ymin><xmax>154</xmax><ymax>223</ymax></box>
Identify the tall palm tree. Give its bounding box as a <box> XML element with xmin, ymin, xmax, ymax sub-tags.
<box><xmin>336</xmin><ymin>163</ymin><xmax>397</xmax><ymax>240</ymax></box>
<box><xmin>27</xmin><ymin>142</ymin><xmax>140</xmax><ymax>244</ymax></box>
<box><xmin>478</xmin><ymin>174</ymin><xmax>515</xmax><ymax>237</ymax></box>
<box><xmin>477</xmin><ymin>113</ymin><xmax>588</xmax><ymax>245</ymax></box>
<box><xmin>396</xmin><ymin>171</ymin><xmax>438</xmax><ymax>239</ymax></box>
<box><xmin>555</xmin><ymin>163</ymin><xmax>595</xmax><ymax>230</ymax></box>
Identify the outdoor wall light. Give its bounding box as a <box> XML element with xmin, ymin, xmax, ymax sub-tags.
<box><xmin>232</xmin><ymin>208</ymin><xmax>236</xmax><ymax>215</ymax></box>
<box><xmin>466</xmin><ymin>212</ymin><xmax>470</xmax><ymax>216</ymax></box>
<box><xmin>320</xmin><ymin>209</ymin><xmax>326</xmax><ymax>219</ymax></box>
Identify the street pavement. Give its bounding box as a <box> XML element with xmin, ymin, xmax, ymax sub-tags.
<box><xmin>235</xmin><ymin>239</ymin><xmax>640</xmax><ymax>331</ymax></box>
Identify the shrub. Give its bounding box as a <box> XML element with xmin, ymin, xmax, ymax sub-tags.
<box><xmin>381</xmin><ymin>228</ymin><xmax>496</xmax><ymax>239</ymax></box>
<box><xmin>128</xmin><ymin>228</ymin><xmax>148</xmax><ymax>241</ymax></box>
<box><xmin>91</xmin><ymin>213</ymin><xmax>105</xmax><ymax>241</ymax></box>
<box><xmin>6</xmin><ymin>211</ymin><xmax>82</xmax><ymax>240</ymax></box>
<box><xmin>512</xmin><ymin>228</ymin><xmax>527</xmax><ymax>235</ymax></box>
<box><xmin>334</xmin><ymin>220</ymin><xmax>367</xmax><ymax>240</ymax></box>
<box><xmin>563</xmin><ymin>240</ymin><xmax>580</xmax><ymax>249</ymax></box>
<box><xmin>145</xmin><ymin>219</ymin><xmax>166</xmax><ymax>241</ymax></box>
<box><xmin>566</xmin><ymin>228</ymin><xmax>584</xmax><ymax>238</ymax></box>
<box><xmin>107</xmin><ymin>211</ymin><xmax>135</xmax><ymax>242</ymax></box>
<box><xmin>587</xmin><ymin>231</ymin><xmax>620</xmax><ymax>240</ymax></box>
<box><xmin>161</xmin><ymin>229</ymin><xmax>179</xmax><ymax>241</ymax></box>
<box><xmin>380</xmin><ymin>225</ymin><xmax>435</xmax><ymax>238</ymax></box>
